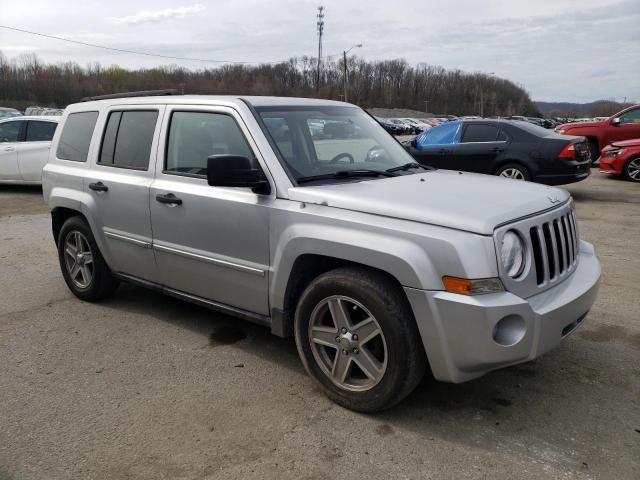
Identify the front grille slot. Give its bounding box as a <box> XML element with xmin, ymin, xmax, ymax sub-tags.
<box><xmin>527</xmin><ymin>208</ymin><xmax>579</xmax><ymax>286</ymax></box>
<box><xmin>542</xmin><ymin>223</ymin><xmax>556</xmax><ymax>280</ymax></box>
<box><xmin>530</xmin><ymin>227</ymin><xmax>544</xmax><ymax>284</ymax></box>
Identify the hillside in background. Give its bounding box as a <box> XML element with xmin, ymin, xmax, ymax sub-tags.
<box><xmin>535</xmin><ymin>100</ymin><xmax>634</xmax><ymax>118</ymax></box>
<box><xmin>0</xmin><ymin>51</ymin><xmax>540</xmax><ymax>117</ymax></box>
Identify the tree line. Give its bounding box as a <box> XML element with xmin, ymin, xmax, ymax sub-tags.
<box><xmin>0</xmin><ymin>51</ymin><xmax>541</xmax><ymax>116</ymax></box>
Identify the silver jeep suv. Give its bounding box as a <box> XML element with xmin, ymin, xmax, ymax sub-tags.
<box><xmin>43</xmin><ymin>92</ymin><xmax>601</xmax><ymax>412</ymax></box>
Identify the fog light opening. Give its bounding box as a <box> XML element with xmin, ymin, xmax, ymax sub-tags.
<box><xmin>492</xmin><ymin>315</ymin><xmax>526</xmax><ymax>347</ymax></box>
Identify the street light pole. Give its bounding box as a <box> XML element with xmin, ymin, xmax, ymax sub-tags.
<box><xmin>342</xmin><ymin>44</ymin><xmax>362</xmax><ymax>103</ymax></box>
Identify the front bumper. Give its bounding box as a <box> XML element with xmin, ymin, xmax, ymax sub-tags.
<box><xmin>404</xmin><ymin>240</ymin><xmax>601</xmax><ymax>383</ymax></box>
<box><xmin>599</xmin><ymin>157</ymin><xmax>624</xmax><ymax>175</ymax></box>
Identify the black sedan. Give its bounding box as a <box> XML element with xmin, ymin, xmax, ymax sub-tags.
<box><xmin>404</xmin><ymin>119</ymin><xmax>591</xmax><ymax>185</ymax></box>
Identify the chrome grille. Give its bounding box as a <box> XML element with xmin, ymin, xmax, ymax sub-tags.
<box><xmin>529</xmin><ymin>210</ymin><xmax>579</xmax><ymax>285</ymax></box>
<box><xmin>494</xmin><ymin>201</ymin><xmax>580</xmax><ymax>298</ymax></box>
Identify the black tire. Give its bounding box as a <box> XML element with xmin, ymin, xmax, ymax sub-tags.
<box><xmin>294</xmin><ymin>266</ymin><xmax>426</xmax><ymax>412</ymax></box>
<box><xmin>623</xmin><ymin>156</ymin><xmax>640</xmax><ymax>182</ymax></box>
<box><xmin>587</xmin><ymin>139</ymin><xmax>600</xmax><ymax>166</ymax></box>
<box><xmin>57</xmin><ymin>216</ymin><xmax>119</xmax><ymax>301</ymax></box>
<box><xmin>496</xmin><ymin>162</ymin><xmax>531</xmax><ymax>181</ymax></box>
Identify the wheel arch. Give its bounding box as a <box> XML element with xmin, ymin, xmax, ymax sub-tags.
<box><xmin>51</xmin><ymin>207</ymin><xmax>86</xmax><ymax>245</ymax></box>
<box><xmin>273</xmin><ymin>253</ymin><xmax>412</xmax><ymax>339</ymax></box>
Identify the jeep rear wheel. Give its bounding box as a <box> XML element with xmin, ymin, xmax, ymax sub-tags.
<box><xmin>57</xmin><ymin>216</ymin><xmax>119</xmax><ymax>301</ymax></box>
<box><xmin>294</xmin><ymin>266</ymin><xmax>426</xmax><ymax>412</ymax></box>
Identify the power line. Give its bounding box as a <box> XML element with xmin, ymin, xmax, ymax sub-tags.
<box><xmin>0</xmin><ymin>24</ymin><xmax>286</xmax><ymax>65</ymax></box>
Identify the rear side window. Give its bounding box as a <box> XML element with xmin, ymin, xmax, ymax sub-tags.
<box><xmin>57</xmin><ymin>112</ymin><xmax>99</xmax><ymax>162</ymax></box>
<box><xmin>0</xmin><ymin>120</ymin><xmax>23</xmax><ymax>142</ymax></box>
<box><xmin>99</xmin><ymin>110</ymin><xmax>158</xmax><ymax>170</ymax></box>
<box><xmin>461</xmin><ymin>124</ymin><xmax>500</xmax><ymax>142</ymax></box>
<box><xmin>26</xmin><ymin>121</ymin><xmax>57</xmax><ymax>141</ymax></box>
<box><xmin>165</xmin><ymin>111</ymin><xmax>254</xmax><ymax>176</ymax></box>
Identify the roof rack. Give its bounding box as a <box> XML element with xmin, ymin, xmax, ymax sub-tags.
<box><xmin>81</xmin><ymin>89</ymin><xmax>182</xmax><ymax>102</ymax></box>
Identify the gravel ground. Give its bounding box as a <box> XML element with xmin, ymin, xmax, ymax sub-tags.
<box><xmin>0</xmin><ymin>172</ymin><xmax>638</xmax><ymax>480</ymax></box>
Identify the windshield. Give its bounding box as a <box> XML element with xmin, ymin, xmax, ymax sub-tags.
<box><xmin>255</xmin><ymin>106</ymin><xmax>416</xmax><ymax>182</ymax></box>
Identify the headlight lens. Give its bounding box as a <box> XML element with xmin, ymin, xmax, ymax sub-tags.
<box><xmin>603</xmin><ymin>148</ymin><xmax>625</xmax><ymax>157</ymax></box>
<box><xmin>500</xmin><ymin>230</ymin><xmax>525</xmax><ymax>278</ymax></box>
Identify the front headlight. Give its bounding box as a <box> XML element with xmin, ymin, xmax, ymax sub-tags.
<box><xmin>500</xmin><ymin>230</ymin><xmax>525</xmax><ymax>278</ymax></box>
<box><xmin>603</xmin><ymin>148</ymin><xmax>625</xmax><ymax>158</ymax></box>
<box><xmin>557</xmin><ymin>129</ymin><xmax>566</xmax><ymax>134</ymax></box>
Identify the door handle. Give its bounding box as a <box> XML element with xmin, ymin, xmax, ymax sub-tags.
<box><xmin>89</xmin><ymin>182</ymin><xmax>109</xmax><ymax>192</ymax></box>
<box><xmin>3</xmin><ymin>146</ymin><xmax>15</xmax><ymax>152</ymax></box>
<box><xmin>491</xmin><ymin>147</ymin><xmax>505</xmax><ymax>153</ymax></box>
<box><xmin>155</xmin><ymin>193</ymin><xmax>183</xmax><ymax>206</ymax></box>
<box><xmin>438</xmin><ymin>148</ymin><xmax>450</xmax><ymax>154</ymax></box>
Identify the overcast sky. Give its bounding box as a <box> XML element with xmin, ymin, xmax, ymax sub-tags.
<box><xmin>0</xmin><ymin>0</ymin><xmax>638</xmax><ymax>103</ymax></box>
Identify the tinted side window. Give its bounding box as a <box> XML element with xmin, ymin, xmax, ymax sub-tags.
<box><xmin>57</xmin><ymin>112</ymin><xmax>99</xmax><ymax>162</ymax></box>
<box><xmin>497</xmin><ymin>129</ymin><xmax>508</xmax><ymax>141</ymax></box>
<box><xmin>99</xmin><ymin>110</ymin><xmax>158</xmax><ymax>169</ymax></box>
<box><xmin>0</xmin><ymin>121</ymin><xmax>23</xmax><ymax>142</ymax></box>
<box><xmin>26</xmin><ymin>121</ymin><xmax>57</xmax><ymax>141</ymax></box>
<box><xmin>461</xmin><ymin>124</ymin><xmax>499</xmax><ymax>142</ymax></box>
<box><xmin>165</xmin><ymin>111</ymin><xmax>253</xmax><ymax>176</ymax></box>
<box><xmin>619</xmin><ymin>108</ymin><xmax>640</xmax><ymax>124</ymax></box>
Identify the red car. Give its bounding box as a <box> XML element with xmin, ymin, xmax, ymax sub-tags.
<box><xmin>600</xmin><ymin>139</ymin><xmax>640</xmax><ymax>182</ymax></box>
<box><xmin>556</xmin><ymin>104</ymin><xmax>640</xmax><ymax>161</ymax></box>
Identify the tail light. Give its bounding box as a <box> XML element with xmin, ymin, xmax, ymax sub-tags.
<box><xmin>558</xmin><ymin>142</ymin><xmax>577</xmax><ymax>160</ymax></box>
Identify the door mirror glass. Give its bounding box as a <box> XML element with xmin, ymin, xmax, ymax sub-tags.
<box><xmin>611</xmin><ymin>117</ymin><xmax>621</xmax><ymax>126</ymax></box>
<box><xmin>207</xmin><ymin>155</ymin><xmax>270</xmax><ymax>194</ymax></box>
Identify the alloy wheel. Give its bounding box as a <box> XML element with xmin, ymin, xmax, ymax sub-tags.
<box><xmin>308</xmin><ymin>295</ymin><xmax>388</xmax><ymax>392</ymax></box>
<box><xmin>627</xmin><ymin>158</ymin><xmax>640</xmax><ymax>181</ymax></box>
<box><xmin>63</xmin><ymin>231</ymin><xmax>94</xmax><ymax>289</ymax></box>
<box><xmin>500</xmin><ymin>168</ymin><xmax>525</xmax><ymax>180</ymax></box>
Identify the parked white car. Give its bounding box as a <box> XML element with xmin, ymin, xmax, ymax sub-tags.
<box><xmin>0</xmin><ymin>116</ymin><xmax>59</xmax><ymax>185</ymax></box>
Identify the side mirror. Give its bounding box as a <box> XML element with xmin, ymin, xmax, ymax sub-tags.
<box><xmin>206</xmin><ymin>155</ymin><xmax>270</xmax><ymax>194</ymax></box>
<box><xmin>611</xmin><ymin>117</ymin><xmax>621</xmax><ymax>126</ymax></box>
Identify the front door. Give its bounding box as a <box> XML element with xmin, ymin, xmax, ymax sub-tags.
<box><xmin>609</xmin><ymin>107</ymin><xmax>640</xmax><ymax>143</ymax></box>
<box><xmin>0</xmin><ymin>120</ymin><xmax>24</xmax><ymax>180</ymax></box>
<box><xmin>85</xmin><ymin>107</ymin><xmax>163</xmax><ymax>282</ymax></box>
<box><xmin>149</xmin><ymin>106</ymin><xmax>271</xmax><ymax>315</ymax></box>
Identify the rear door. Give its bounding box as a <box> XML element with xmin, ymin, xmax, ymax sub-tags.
<box><xmin>448</xmin><ymin>123</ymin><xmax>506</xmax><ymax>173</ymax></box>
<box><xmin>17</xmin><ymin>120</ymin><xmax>57</xmax><ymax>182</ymax></box>
<box><xmin>0</xmin><ymin>120</ymin><xmax>25</xmax><ymax>180</ymax></box>
<box><xmin>85</xmin><ymin>106</ymin><xmax>163</xmax><ymax>282</ymax></box>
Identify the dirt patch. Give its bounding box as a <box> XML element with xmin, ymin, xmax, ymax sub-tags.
<box><xmin>0</xmin><ymin>186</ymin><xmax>48</xmax><ymax>217</ymax></box>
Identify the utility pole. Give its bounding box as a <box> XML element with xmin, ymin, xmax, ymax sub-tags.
<box><xmin>341</xmin><ymin>51</ymin><xmax>347</xmax><ymax>102</ymax></box>
<box><xmin>341</xmin><ymin>44</ymin><xmax>362</xmax><ymax>103</ymax></box>
<box><xmin>316</xmin><ymin>6</ymin><xmax>324</xmax><ymax>91</ymax></box>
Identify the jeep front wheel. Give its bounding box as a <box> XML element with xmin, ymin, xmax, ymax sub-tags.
<box><xmin>294</xmin><ymin>266</ymin><xmax>426</xmax><ymax>412</ymax></box>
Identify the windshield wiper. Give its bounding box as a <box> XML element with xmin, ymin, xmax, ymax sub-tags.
<box><xmin>297</xmin><ymin>169</ymin><xmax>397</xmax><ymax>184</ymax></box>
<box><xmin>386</xmin><ymin>162</ymin><xmax>431</xmax><ymax>173</ymax></box>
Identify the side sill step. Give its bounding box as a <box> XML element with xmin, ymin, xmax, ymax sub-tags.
<box><xmin>114</xmin><ymin>272</ymin><xmax>271</xmax><ymax>328</ymax></box>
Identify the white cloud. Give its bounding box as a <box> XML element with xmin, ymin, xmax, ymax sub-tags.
<box><xmin>110</xmin><ymin>4</ymin><xmax>205</xmax><ymax>25</ymax></box>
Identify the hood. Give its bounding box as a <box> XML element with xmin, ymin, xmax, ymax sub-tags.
<box><xmin>288</xmin><ymin>170</ymin><xmax>570</xmax><ymax>235</ymax></box>
<box><xmin>559</xmin><ymin>120</ymin><xmax>604</xmax><ymax>130</ymax></box>
<box><xmin>610</xmin><ymin>138</ymin><xmax>640</xmax><ymax>148</ymax></box>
